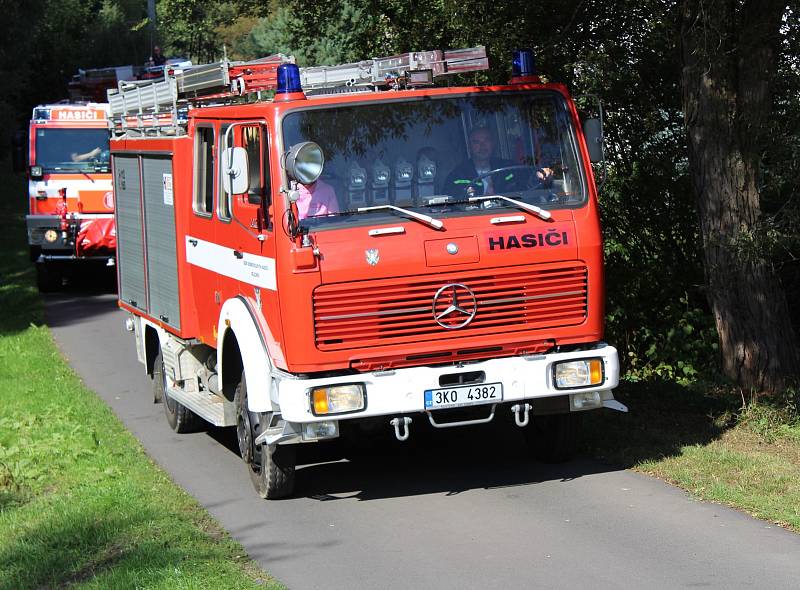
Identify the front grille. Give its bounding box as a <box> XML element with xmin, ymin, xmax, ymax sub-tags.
<box><xmin>313</xmin><ymin>262</ymin><xmax>588</xmax><ymax>351</ymax></box>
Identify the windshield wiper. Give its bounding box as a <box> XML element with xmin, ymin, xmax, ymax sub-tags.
<box><xmin>468</xmin><ymin>195</ymin><xmax>552</xmax><ymax>221</ymax></box>
<box><xmin>356</xmin><ymin>204</ymin><xmax>444</xmax><ymax>230</ymax></box>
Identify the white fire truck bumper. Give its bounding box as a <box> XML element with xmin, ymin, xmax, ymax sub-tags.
<box><xmin>272</xmin><ymin>344</ymin><xmax>621</xmax><ymax>427</ymax></box>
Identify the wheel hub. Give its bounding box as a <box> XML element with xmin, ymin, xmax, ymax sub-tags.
<box><xmin>237</xmin><ymin>406</ymin><xmax>255</xmax><ymax>464</ymax></box>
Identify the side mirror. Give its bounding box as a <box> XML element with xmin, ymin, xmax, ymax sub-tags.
<box><xmin>582</xmin><ymin>118</ymin><xmax>604</xmax><ymax>163</ymax></box>
<box><xmin>223</xmin><ymin>147</ymin><xmax>249</xmax><ymax>195</ymax></box>
<box><xmin>11</xmin><ymin>130</ymin><xmax>27</xmax><ymax>173</ymax></box>
<box><xmin>284</xmin><ymin>142</ymin><xmax>324</xmax><ymax>184</ymax></box>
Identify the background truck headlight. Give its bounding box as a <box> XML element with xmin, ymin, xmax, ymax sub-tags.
<box><xmin>553</xmin><ymin>359</ymin><xmax>604</xmax><ymax>389</ymax></box>
<box><xmin>310</xmin><ymin>384</ymin><xmax>366</xmax><ymax>415</ymax></box>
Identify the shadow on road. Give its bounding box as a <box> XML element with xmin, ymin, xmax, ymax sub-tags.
<box><xmin>208</xmin><ymin>414</ymin><xmax>622</xmax><ymax>502</ymax></box>
<box><xmin>42</xmin><ymin>266</ymin><xmax>119</xmax><ymax>329</ymax></box>
<box><xmin>44</xmin><ymin>292</ymin><xmax>120</xmax><ymax>328</ymax></box>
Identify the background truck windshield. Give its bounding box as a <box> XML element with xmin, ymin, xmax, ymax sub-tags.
<box><xmin>34</xmin><ymin>128</ymin><xmax>110</xmax><ymax>172</ymax></box>
<box><xmin>281</xmin><ymin>91</ymin><xmax>587</xmax><ymax>228</ymax></box>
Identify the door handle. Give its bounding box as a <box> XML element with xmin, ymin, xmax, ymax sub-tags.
<box><xmin>233</xmin><ymin>250</ymin><xmax>244</xmax><ymax>259</ymax></box>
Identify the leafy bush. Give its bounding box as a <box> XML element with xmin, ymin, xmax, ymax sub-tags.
<box><xmin>738</xmin><ymin>389</ymin><xmax>800</xmax><ymax>443</ymax></box>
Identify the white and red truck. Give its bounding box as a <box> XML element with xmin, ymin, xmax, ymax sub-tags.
<box><xmin>24</xmin><ymin>102</ymin><xmax>116</xmax><ymax>291</ymax></box>
<box><xmin>110</xmin><ymin>47</ymin><xmax>626</xmax><ymax>499</ymax></box>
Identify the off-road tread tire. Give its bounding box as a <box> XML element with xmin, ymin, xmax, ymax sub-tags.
<box><xmin>524</xmin><ymin>412</ymin><xmax>582</xmax><ymax>463</ymax></box>
<box><xmin>156</xmin><ymin>350</ymin><xmax>202</xmax><ymax>433</ymax></box>
<box><xmin>35</xmin><ymin>262</ymin><xmax>62</xmax><ymax>292</ymax></box>
<box><xmin>235</xmin><ymin>375</ymin><xmax>296</xmax><ymax>499</ymax></box>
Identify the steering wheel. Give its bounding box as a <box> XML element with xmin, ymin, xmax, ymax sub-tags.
<box><xmin>469</xmin><ymin>164</ymin><xmax>553</xmax><ymax>194</ymax></box>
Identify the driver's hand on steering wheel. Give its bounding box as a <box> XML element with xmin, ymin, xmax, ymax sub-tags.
<box><xmin>537</xmin><ymin>167</ymin><xmax>554</xmax><ymax>185</ymax></box>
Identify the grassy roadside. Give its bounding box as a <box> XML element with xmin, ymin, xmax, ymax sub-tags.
<box><xmin>583</xmin><ymin>382</ymin><xmax>800</xmax><ymax>531</ymax></box>
<box><xmin>0</xmin><ymin>166</ymin><xmax>283</xmax><ymax>589</ymax></box>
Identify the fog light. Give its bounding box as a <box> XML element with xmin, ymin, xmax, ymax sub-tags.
<box><xmin>302</xmin><ymin>420</ymin><xmax>339</xmax><ymax>441</ymax></box>
<box><xmin>570</xmin><ymin>391</ymin><xmax>602</xmax><ymax>410</ymax></box>
<box><xmin>553</xmin><ymin>358</ymin><xmax>604</xmax><ymax>389</ymax></box>
<box><xmin>44</xmin><ymin>229</ymin><xmax>58</xmax><ymax>243</ymax></box>
<box><xmin>310</xmin><ymin>384</ymin><xmax>365</xmax><ymax>415</ymax></box>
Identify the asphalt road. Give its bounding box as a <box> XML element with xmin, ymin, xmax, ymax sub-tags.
<box><xmin>45</xmin><ymin>287</ymin><xmax>800</xmax><ymax>590</ymax></box>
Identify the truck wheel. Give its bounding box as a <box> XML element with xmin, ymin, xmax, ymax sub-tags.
<box><xmin>524</xmin><ymin>413</ymin><xmax>582</xmax><ymax>463</ymax></box>
<box><xmin>35</xmin><ymin>262</ymin><xmax>62</xmax><ymax>292</ymax></box>
<box><xmin>156</xmin><ymin>349</ymin><xmax>202</xmax><ymax>433</ymax></box>
<box><xmin>235</xmin><ymin>373</ymin><xmax>295</xmax><ymax>499</ymax></box>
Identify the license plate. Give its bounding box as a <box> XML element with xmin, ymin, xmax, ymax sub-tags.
<box><xmin>424</xmin><ymin>383</ymin><xmax>503</xmax><ymax>410</ymax></box>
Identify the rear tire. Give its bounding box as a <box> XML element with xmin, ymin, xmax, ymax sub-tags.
<box><xmin>156</xmin><ymin>349</ymin><xmax>202</xmax><ymax>433</ymax></box>
<box><xmin>524</xmin><ymin>412</ymin><xmax>581</xmax><ymax>463</ymax></box>
<box><xmin>235</xmin><ymin>373</ymin><xmax>296</xmax><ymax>499</ymax></box>
<box><xmin>35</xmin><ymin>262</ymin><xmax>62</xmax><ymax>292</ymax></box>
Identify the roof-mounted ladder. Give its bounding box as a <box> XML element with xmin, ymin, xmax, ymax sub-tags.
<box><xmin>107</xmin><ymin>46</ymin><xmax>488</xmax><ymax>130</ymax></box>
<box><xmin>299</xmin><ymin>46</ymin><xmax>488</xmax><ymax>90</ymax></box>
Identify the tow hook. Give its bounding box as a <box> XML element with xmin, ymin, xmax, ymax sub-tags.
<box><xmin>602</xmin><ymin>399</ymin><xmax>629</xmax><ymax>413</ymax></box>
<box><xmin>511</xmin><ymin>403</ymin><xmax>531</xmax><ymax>427</ymax></box>
<box><xmin>390</xmin><ymin>416</ymin><xmax>412</xmax><ymax>441</ymax></box>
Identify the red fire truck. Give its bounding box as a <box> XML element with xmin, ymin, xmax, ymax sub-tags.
<box><xmin>25</xmin><ymin>102</ymin><xmax>116</xmax><ymax>291</ymax></box>
<box><xmin>110</xmin><ymin>47</ymin><xmax>626</xmax><ymax>499</ymax></box>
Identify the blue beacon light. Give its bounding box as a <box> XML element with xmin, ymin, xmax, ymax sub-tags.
<box><xmin>276</xmin><ymin>63</ymin><xmax>305</xmax><ymax>99</ymax></box>
<box><xmin>511</xmin><ymin>49</ymin><xmax>540</xmax><ymax>83</ymax></box>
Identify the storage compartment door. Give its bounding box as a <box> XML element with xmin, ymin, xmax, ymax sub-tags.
<box><xmin>113</xmin><ymin>155</ymin><xmax>146</xmax><ymax>311</ymax></box>
<box><xmin>142</xmin><ymin>157</ymin><xmax>181</xmax><ymax>330</ymax></box>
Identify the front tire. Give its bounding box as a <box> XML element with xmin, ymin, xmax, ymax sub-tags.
<box><xmin>524</xmin><ymin>412</ymin><xmax>582</xmax><ymax>463</ymax></box>
<box><xmin>155</xmin><ymin>349</ymin><xmax>202</xmax><ymax>433</ymax></box>
<box><xmin>235</xmin><ymin>373</ymin><xmax>296</xmax><ymax>499</ymax></box>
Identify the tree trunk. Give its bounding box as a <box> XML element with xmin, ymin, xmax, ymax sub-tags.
<box><xmin>680</xmin><ymin>0</ymin><xmax>799</xmax><ymax>393</ymax></box>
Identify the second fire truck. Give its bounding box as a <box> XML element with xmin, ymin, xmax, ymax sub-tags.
<box><xmin>24</xmin><ymin>102</ymin><xmax>116</xmax><ymax>291</ymax></box>
<box><xmin>110</xmin><ymin>47</ymin><xmax>626</xmax><ymax>499</ymax></box>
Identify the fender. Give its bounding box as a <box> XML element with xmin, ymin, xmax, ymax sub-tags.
<box><xmin>137</xmin><ymin>317</ymin><xmax>166</xmax><ymax>376</ymax></box>
<box><xmin>218</xmin><ymin>296</ymin><xmax>275</xmax><ymax>413</ymax></box>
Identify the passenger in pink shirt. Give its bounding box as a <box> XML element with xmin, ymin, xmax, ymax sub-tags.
<box><xmin>296</xmin><ymin>179</ymin><xmax>340</xmax><ymax>220</ymax></box>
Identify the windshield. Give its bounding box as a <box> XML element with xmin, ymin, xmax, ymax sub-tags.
<box><xmin>34</xmin><ymin>128</ymin><xmax>110</xmax><ymax>172</ymax></box>
<box><xmin>281</xmin><ymin>91</ymin><xmax>587</xmax><ymax>230</ymax></box>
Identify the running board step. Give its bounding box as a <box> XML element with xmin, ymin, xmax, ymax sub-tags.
<box><xmin>166</xmin><ymin>385</ymin><xmax>237</xmax><ymax>427</ymax></box>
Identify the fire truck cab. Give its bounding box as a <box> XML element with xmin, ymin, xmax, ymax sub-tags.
<box><xmin>25</xmin><ymin>102</ymin><xmax>115</xmax><ymax>291</ymax></box>
<box><xmin>111</xmin><ymin>48</ymin><xmax>625</xmax><ymax>499</ymax></box>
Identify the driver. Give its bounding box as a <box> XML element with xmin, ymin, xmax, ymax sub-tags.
<box><xmin>297</xmin><ymin>178</ymin><xmax>340</xmax><ymax>220</ymax></box>
<box><xmin>444</xmin><ymin>126</ymin><xmax>551</xmax><ymax>197</ymax></box>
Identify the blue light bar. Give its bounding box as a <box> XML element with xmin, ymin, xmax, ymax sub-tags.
<box><xmin>276</xmin><ymin>63</ymin><xmax>303</xmax><ymax>94</ymax></box>
<box><xmin>512</xmin><ymin>49</ymin><xmax>537</xmax><ymax>78</ymax></box>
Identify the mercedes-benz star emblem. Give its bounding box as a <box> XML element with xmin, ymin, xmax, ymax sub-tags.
<box><xmin>432</xmin><ymin>283</ymin><xmax>477</xmax><ymax>329</ymax></box>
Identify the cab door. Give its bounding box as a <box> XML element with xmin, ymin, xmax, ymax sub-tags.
<box><xmin>184</xmin><ymin>121</ymin><xmax>221</xmax><ymax>345</ymax></box>
<box><xmin>216</xmin><ymin>122</ymin><xmax>277</xmax><ymax>315</ymax></box>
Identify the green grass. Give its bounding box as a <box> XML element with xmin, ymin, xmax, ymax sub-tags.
<box><xmin>0</xmin><ymin>164</ymin><xmax>283</xmax><ymax>590</ymax></box>
<box><xmin>583</xmin><ymin>382</ymin><xmax>800</xmax><ymax>530</ymax></box>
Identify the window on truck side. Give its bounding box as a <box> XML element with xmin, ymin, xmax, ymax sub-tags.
<box><xmin>238</xmin><ymin>124</ymin><xmax>271</xmax><ymax>230</ymax></box>
<box><xmin>242</xmin><ymin>125</ymin><xmax>270</xmax><ymax>205</ymax></box>
<box><xmin>218</xmin><ymin>124</ymin><xmax>232</xmax><ymax>222</ymax></box>
<box><xmin>193</xmin><ymin>125</ymin><xmax>215</xmax><ymax>216</ymax></box>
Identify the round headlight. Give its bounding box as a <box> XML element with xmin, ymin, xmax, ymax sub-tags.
<box><xmin>44</xmin><ymin>229</ymin><xmax>59</xmax><ymax>243</ymax></box>
<box><xmin>285</xmin><ymin>142</ymin><xmax>324</xmax><ymax>185</ymax></box>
